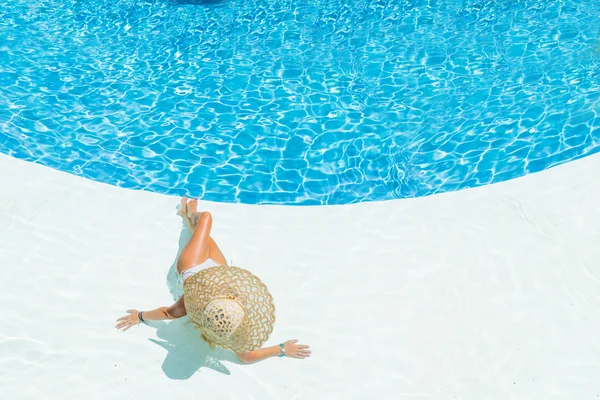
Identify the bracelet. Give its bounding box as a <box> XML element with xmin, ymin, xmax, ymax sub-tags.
<box><xmin>138</xmin><ymin>311</ymin><xmax>146</xmax><ymax>325</ymax></box>
<box><xmin>278</xmin><ymin>343</ymin><xmax>286</xmax><ymax>358</ymax></box>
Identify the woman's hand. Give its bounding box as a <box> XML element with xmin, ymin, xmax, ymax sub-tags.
<box><xmin>115</xmin><ymin>309</ymin><xmax>141</xmax><ymax>331</ymax></box>
<box><xmin>283</xmin><ymin>339</ymin><xmax>312</xmax><ymax>359</ymax></box>
<box><xmin>236</xmin><ymin>339</ymin><xmax>312</xmax><ymax>363</ymax></box>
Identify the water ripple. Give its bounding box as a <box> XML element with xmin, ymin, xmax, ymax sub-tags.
<box><xmin>0</xmin><ymin>0</ymin><xmax>599</xmax><ymax>204</ymax></box>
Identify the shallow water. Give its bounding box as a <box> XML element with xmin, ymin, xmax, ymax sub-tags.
<box><xmin>2</xmin><ymin>153</ymin><xmax>600</xmax><ymax>398</ymax></box>
<box><xmin>0</xmin><ymin>0</ymin><xmax>599</xmax><ymax>204</ymax></box>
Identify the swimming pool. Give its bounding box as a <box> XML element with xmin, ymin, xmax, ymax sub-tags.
<box><xmin>0</xmin><ymin>0</ymin><xmax>598</xmax><ymax>204</ymax></box>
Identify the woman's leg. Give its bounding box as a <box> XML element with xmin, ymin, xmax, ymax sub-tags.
<box><xmin>176</xmin><ymin>198</ymin><xmax>227</xmax><ymax>274</ymax></box>
<box><xmin>185</xmin><ymin>199</ymin><xmax>227</xmax><ymax>265</ymax></box>
<box><xmin>207</xmin><ymin>236</ymin><xmax>227</xmax><ymax>266</ymax></box>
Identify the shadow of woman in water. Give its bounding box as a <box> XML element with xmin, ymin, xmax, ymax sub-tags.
<box><xmin>146</xmin><ymin>318</ymin><xmax>242</xmax><ymax>379</ymax></box>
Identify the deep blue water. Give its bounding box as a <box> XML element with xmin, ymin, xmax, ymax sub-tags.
<box><xmin>0</xmin><ymin>0</ymin><xmax>599</xmax><ymax>205</ymax></box>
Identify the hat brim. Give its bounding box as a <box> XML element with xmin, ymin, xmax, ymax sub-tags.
<box><xmin>184</xmin><ymin>265</ymin><xmax>276</xmax><ymax>352</ymax></box>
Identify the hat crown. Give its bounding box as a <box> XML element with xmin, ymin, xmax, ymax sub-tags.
<box><xmin>203</xmin><ymin>298</ymin><xmax>245</xmax><ymax>339</ymax></box>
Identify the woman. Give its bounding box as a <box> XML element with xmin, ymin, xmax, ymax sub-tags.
<box><xmin>115</xmin><ymin>197</ymin><xmax>311</xmax><ymax>363</ymax></box>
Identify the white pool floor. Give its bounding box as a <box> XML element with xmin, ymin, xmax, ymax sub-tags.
<box><xmin>1</xmin><ymin>153</ymin><xmax>599</xmax><ymax>399</ymax></box>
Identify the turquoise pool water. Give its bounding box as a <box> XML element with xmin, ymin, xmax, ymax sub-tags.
<box><xmin>0</xmin><ymin>0</ymin><xmax>599</xmax><ymax>204</ymax></box>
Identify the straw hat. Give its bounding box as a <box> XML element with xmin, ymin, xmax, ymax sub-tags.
<box><xmin>183</xmin><ymin>265</ymin><xmax>276</xmax><ymax>352</ymax></box>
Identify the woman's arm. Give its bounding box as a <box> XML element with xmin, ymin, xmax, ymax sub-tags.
<box><xmin>236</xmin><ymin>339</ymin><xmax>311</xmax><ymax>364</ymax></box>
<box><xmin>115</xmin><ymin>295</ymin><xmax>187</xmax><ymax>331</ymax></box>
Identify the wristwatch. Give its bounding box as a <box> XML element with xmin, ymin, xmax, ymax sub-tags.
<box><xmin>278</xmin><ymin>343</ymin><xmax>286</xmax><ymax>357</ymax></box>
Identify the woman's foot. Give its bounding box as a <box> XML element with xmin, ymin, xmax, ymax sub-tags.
<box><xmin>177</xmin><ymin>196</ymin><xmax>188</xmax><ymax>217</ymax></box>
<box><xmin>178</xmin><ymin>197</ymin><xmax>196</xmax><ymax>232</ymax></box>
<box><xmin>187</xmin><ymin>199</ymin><xmax>198</xmax><ymax>220</ymax></box>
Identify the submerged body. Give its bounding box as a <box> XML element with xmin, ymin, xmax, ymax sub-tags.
<box><xmin>116</xmin><ymin>197</ymin><xmax>311</xmax><ymax>363</ymax></box>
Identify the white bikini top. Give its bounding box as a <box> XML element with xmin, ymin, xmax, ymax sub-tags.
<box><xmin>180</xmin><ymin>258</ymin><xmax>221</xmax><ymax>283</ymax></box>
